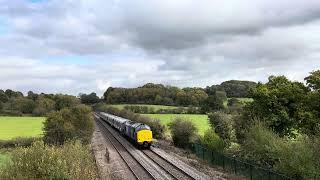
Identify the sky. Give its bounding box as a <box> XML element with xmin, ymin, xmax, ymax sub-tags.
<box><xmin>0</xmin><ymin>0</ymin><xmax>320</xmax><ymax>96</ymax></box>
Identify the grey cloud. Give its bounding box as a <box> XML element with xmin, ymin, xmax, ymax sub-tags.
<box><xmin>0</xmin><ymin>0</ymin><xmax>320</xmax><ymax>95</ymax></box>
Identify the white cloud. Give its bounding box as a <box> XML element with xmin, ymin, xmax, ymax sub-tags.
<box><xmin>0</xmin><ymin>0</ymin><xmax>319</xmax><ymax>95</ymax></box>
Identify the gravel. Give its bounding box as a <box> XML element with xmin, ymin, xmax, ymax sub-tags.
<box><xmin>155</xmin><ymin>140</ymin><xmax>245</xmax><ymax>180</ymax></box>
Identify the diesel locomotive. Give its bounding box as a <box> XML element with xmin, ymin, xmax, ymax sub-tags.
<box><xmin>97</xmin><ymin>112</ymin><xmax>153</xmax><ymax>148</ymax></box>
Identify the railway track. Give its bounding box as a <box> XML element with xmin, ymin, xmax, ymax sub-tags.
<box><xmin>95</xmin><ymin>114</ymin><xmax>203</xmax><ymax>180</ymax></box>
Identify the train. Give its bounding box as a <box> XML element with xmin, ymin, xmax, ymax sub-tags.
<box><xmin>97</xmin><ymin>112</ymin><xmax>153</xmax><ymax>148</ymax></box>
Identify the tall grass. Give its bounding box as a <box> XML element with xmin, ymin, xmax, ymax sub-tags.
<box><xmin>0</xmin><ymin>141</ymin><xmax>98</xmax><ymax>180</ymax></box>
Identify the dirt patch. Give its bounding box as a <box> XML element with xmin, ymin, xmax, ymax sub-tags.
<box><xmin>92</xmin><ymin>121</ymin><xmax>137</xmax><ymax>180</ymax></box>
<box><xmin>155</xmin><ymin>140</ymin><xmax>246</xmax><ymax>180</ymax></box>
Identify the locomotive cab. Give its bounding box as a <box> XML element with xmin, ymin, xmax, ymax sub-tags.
<box><xmin>135</xmin><ymin>124</ymin><xmax>153</xmax><ymax>148</ymax></box>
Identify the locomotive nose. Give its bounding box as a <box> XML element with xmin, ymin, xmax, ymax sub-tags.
<box><xmin>143</xmin><ymin>141</ymin><xmax>150</xmax><ymax>148</ymax></box>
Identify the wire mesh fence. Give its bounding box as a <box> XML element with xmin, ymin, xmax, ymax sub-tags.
<box><xmin>190</xmin><ymin>143</ymin><xmax>295</xmax><ymax>180</ymax></box>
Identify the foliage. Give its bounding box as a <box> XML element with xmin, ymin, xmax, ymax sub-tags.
<box><xmin>220</xmin><ymin>80</ymin><xmax>257</xmax><ymax>98</ymax></box>
<box><xmin>43</xmin><ymin>104</ymin><xmax>94</xmax><ymax>145</ymax></box>
<box><xmin>80</xmin><ymin>92</ymin><xmax>100</xmax><ymax>105</ymax></box>
<box><xmin>208</xmin><ymin>112</ymin><xmax>234</xmax><ymax>145</ymax></box>
<box><xmin>305</xmin><ymin>70</ymin><xmax>320</xmax><ymax>91</ymax></box>
<box><xmin>0</xmin><ymin>90</ymin><xmax>81</xmax><ymax>116</ymax></box>
<box><xmin>0</xmin><ymin>137</ymin><xmax>41</xmax><ymax>148</ymax></box>
<box><xmin>241</xmin><ymin>122</ymin><xmax>283</xmax><ymax>167</ymax></box>
<box><xmin>169</xmin><ymin>118</ymin><xmax>197</xmax><ymax>148</ymax></box>
<box><xmin>200</xmin><ymin>129</ymin><xmax>225</xmax><ymax>152</ymax></box>
<box><xmin>12</xmin><ymin>97</ymin><xmax>36</xmax><ymax>114</ymax></box>
<box><xmin>227</xmin><ymin>98</ymin><xmax>243</xmax><ymax>114</ymax></box>
<box><xmin>32</xmin><ymin>96</ymin><xmax>56</xmax><ymax>116</ymax></box>
<box><xmin>0</xmin><ymin>90</ymin><xmax>8</xmax><ymax>103</ymax></box>
<box><xmin>247</xmin><ymin>76</ymin><xmax>309</xmax><ymax>136</ymax></box>
<box><xmin>200</xmin><ymin>91</ymin><xmax>225</xmax><ymax>112</ymax></box>
<box><xmin>205</xmin><ymin>80</ymin><xmax>257</xmax><ymax>98</ymax></box>
<box><xmin>54</xmin><ymin>94</ymin><xmax>80</xmax><ymax>111</ymax></box>
<box><xmin>0</xmin><ymin>141</ymin><xmax>98</xmax><ymax>180</ymax></box>
<box><xmin>275</xmin><ymin>135</ymin><xmax>320</xmax><ymax>179</ymax></box>
<box><xmin>103</xmin><ymin>83</ymin><xmax>208</xmax><ymax>106</ymax></box>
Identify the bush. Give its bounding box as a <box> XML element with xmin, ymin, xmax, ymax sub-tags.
<box><xmin>208</xmin><ymin>112</ymin><xmax>234</xmax><ymax>145</ymax></box>
<box><xmin>200</xmin><ymin>129</ymin><xmax>225</xmax><ymax>152</ymax></box>
<box><xmin>0</xmin><ymin>137</ymin><xmax>41</xmax><ymax>148</ymax></box>
<box><xmin>275</xmin><ymin>135</ymin><xmax>320</xmax><ymax>179</ymax></box>
<box><xmin>43</xmin><ymin>104</ymin><xmax>94</xmax><ymax>145</ymax></box>
<box><xmin>0</xmin><ymin>141</ymin><xmax>98</xmax><ymax>180</ymax></box>
<box><xmin>137</xmin><ymin>116</ymin><xmax>166</xmax><ymax>139</ymax></box>
<box><xmin>241</xmin><ymin>122</ymin><xmax>283</xmax><ymax>168</ymax></box>
<box><xmin>169</xmin><ymin>118</ymin><xmax>197</xmax><ymax>148</ymax></box>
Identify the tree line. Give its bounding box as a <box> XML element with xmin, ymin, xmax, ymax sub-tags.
<box><xmin>103</xmin><ymin>80</ymin><xmax>256</xmax><ymax>107</ymax></box>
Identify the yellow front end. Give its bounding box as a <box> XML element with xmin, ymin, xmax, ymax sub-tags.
<box><xmin>137</xmin><ymin>130</ymin><xmax>153</xmax><ymax>144</ymax></box>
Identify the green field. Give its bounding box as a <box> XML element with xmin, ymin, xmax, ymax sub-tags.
<box><xmin>143</xmin><ymin>114</ymin><xmax>210</xmax><ymax>135</ymax></box>
<box><xmin>107</xmin><ymin>104</ymin><xmax>186</xmax><ymax>111</ymax></box>
<box><xmin>0</xmin><ymin>117</ymin><xmax>45</xmax><ymax>140</ymax></box>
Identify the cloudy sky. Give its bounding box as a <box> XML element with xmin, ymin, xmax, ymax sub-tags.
<box><xmin>0</xmin><ymin>0</ymin><xmax>320</xmax><ymax>96</ymax></box>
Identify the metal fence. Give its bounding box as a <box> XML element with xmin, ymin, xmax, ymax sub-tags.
<box><xmin>190</xmin><ymin>143</ymin><xmax>294</xmax><ymax>180</ymax></box>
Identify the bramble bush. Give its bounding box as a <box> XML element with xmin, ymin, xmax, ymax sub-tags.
<box><xmin>199</xmin><ymin>129</ymin><xmax>225</xmax><ymax>152</ymax></box>
<box><xmin>0</xmin><ymin>141</ymin><xmax>98</xmax><ymax>180</ymax></box>
<box><xmin>241</xmin><ymin>122</ymin><xmax>320</xmax><ymax>179</ymax></box>
<box><xmin>208</xmin><ymin>112</ymin><xmax>234</xmax><ymax>146</ymax></box>
<box><xmin>169</xmin><ymin>118</ymin><xmax>197</xmax><ymax>148</ymax></box>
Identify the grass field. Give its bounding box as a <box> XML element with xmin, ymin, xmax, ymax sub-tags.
<box><xmin>107</xmin><ymin>104</ymin><xmax>186</xmax><ymax>111</ymax></box>
<box><xmin>0</xmin><ymin>117</ymin><xmax>45</xmax><ymax>140</ymax></box>
<box><xmin>143</xmin><ymin>114</ymin><xmax>210</xmax><ymax>135</ymax></box>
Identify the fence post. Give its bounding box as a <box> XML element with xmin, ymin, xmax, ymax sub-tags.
<box><xmin>202</xmin><ymin>147</ymin><xmax>205</xmax><ymax>160</ymax></box>
<box><xmin>222</xmin><ymin>156</ymin><xmax>225</xmax><ymax>170</ymax></box>
<box><xmin>234</xmin><ymin>158</ymin><xmax>237</xmax><ymax>174</ymax></box>
<box><xmin>211</xmin><ymin>150</ymin><xmax>214</xmax><ymax>164</ymax></box>
<box><xmin>250</xmin><ymin>165</ymin><xmax>252</xmax><ymax>180</ymax></box>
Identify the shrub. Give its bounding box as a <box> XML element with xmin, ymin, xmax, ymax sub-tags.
<box><xmin>208</xmin><ymin>112</ymin><xmax>234</xmax><ymax>145</ymax></box>
<box><xmin>0</xmin><ymin>141</ymin><xmax>98</xmax><ymax>180</ymax></box>
<box><xmin>138</xmin><ymin>116</ymin><xmax>166</xmax><ymax>139</ymax></box>
<box><xmin>200</xmin><ymin>129</ymin><xmax>225</xmax><ymax>152</ymax></box>
<box><xmin>241</xmin><ymin>122</ymin><xmax>283</xmax><ymax>168</ymax></box>
<box><xmin>0</xmin><ymin>137</ymin><xmax>41</xmax><ymax>149</ymax></box>
<box><xmin>275</xmin><ymin>135</ymin><xmax>320</xmax><ymax>179</ymax></box>
<box><xmin>43</xmin><ymin>104</ymin><xmax>94</xmax><ymax>145</ymax></box>
<box><xmin>169</xmin><ymin>118</ymin><xmax>197</xmax><ymax>148</ymax></box>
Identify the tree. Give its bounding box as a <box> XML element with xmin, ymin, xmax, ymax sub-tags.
<box><xmin>220</xmin><ymin>80</ymin><xmax>257</xmax><ymax>98</ymax></box>
<box><xmin>27</xmin><ymin>91</ymin><xmax>38</xmax><ymax>101</ymax></box>
<box><xmin>54</xmin><ymin>95</ymin><xmax>80</xmax><ymax>111</ymax></box>
<box><xmin>201</xmin><ymin>91</ymin><xmax>225</xmax><ymax>112</ymax></box>
<box><xmin>169</xmin><ymin>118</ymin><xmax>197</xmax><ymax>148</ymax></box>
<box><xmin>80</xmin><ymin>93</ymin><xmax>100</xmax><ymax>105</ymax></box>
<box><xmin>247</xmin><ymin>76</ymin><xmax>309</xmax><ymax>136</ymax></box>
<box><xmin>208</xmin><ymin>112</ymin><xmax>233</xmax><ymax>145</ymax></box>
<box><xmin>305</xmin><ymin>70</ymin><xmax>320</xmax><ymax>91</ymax></box>
<box><xmin>33</xmin><ymin>96</ymin><xmax>56</xmax><ymax>116</ymax></box>
<box><xmin>43</xmin><ymin>105</ymin><xmax>94</xmax><ymax>145</ymax></box>
<box><xmin>5</xmin><ymin>89</ymin><xmax>23</xmax><ymax>98</ymax></box>
<box><xmin>12</xmin><ymin>97</ymin><xmax>36</xmax><ymax>114</ymax></box>
<box><xmin>0</xmin><ymin>90</ymin><xmax>8</xmax><ymax>103</ymax></box>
